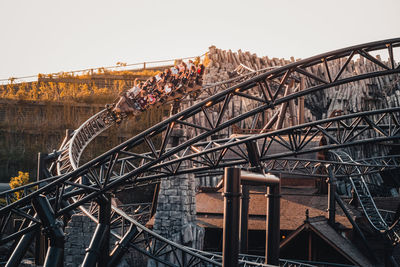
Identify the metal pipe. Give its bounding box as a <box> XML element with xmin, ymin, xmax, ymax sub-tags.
<box><xmin>98</xmin><ymin>195</ymin><xmax>111</xmax><ymax>267</ymax></box>
<box><xmin>150</xmin><ymin>183</ymin><xmax>160</xmax><ymax>218</ymax></box>
<box><xmin>81</xmin><ymin>224</ymin><xmax>109</xmax><ymax>267</ymax></box>
<box><xmin>265</xmin><ymin>183</ymin><xmax>281</xmax><ymax>266</ymax></box>
<box><xmin>245</xmin><ymin>140</ymin><xmax>261</xmax><ymax>168</ymax></box>
<box><xmin>276</xmin><ymin>84</ymin><xmax>291</xmax><ymax>129</ymax></box>
<box><xmin>298</xmin><ymin>77</ymin><xmax>305</xmax><ymax>125</ymax></box>
<box><xmin>260</xmin><ymin>111</ymin><xmax>279</xmax><ymax>133</ymax></box>
<box><xmin>31</xmin><ymin>195</ymin><xmax>64</xmax><ymax>267</ymax></box>
<box><xmin>222</xmin><ymin>167</ymin><xmax>241</xmax><ymax>267</ymax></box>
<box><xmin>37</xmin><ymin>152</ymin><xmax>47</xmax><ymax>182</ymax></box>
<box><xmin>240</xmin><ymin>170</ymin><xmax>280</xmax><ymax>185</ymax></box>
<box><xmin>44</xmin><ymin>247</ymin><xmax>64</xmax><ymax>267</ymax></box>
<box><xmin>82</xmin><ymin>194</ymin><xmax>111</xmax><ymax>267</ymax></box>
<box><xmin>6</xmin><ymin>219</ymin><xmax>38</xmax><ymax>267</ymax></box>
<box><xmin>108</xmin><ymin>224</ymin><xmax>139</xmax><ymax>267</ymax></box>
<box><xmin>36</xmin><ymin>152</ymin><xmax>47</xmax><ymax>265</ymax></box>
<box><xmin>327</xmin><ymin>166</ymin><xmax>336</xmax><ymax>226</ymax></box>
<box><xmin>286</xmin><ymin>80</ymin><xmax>297</xmax><ymax>127</ymax></box>
<box><xmin>240</xmin><ymin>185</ymin><xmax>250</xmax><ymax>254</ymax></box>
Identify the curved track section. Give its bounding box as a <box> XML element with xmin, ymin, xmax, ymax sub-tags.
<box><xmin>1</xmin><ymin>38</ymin><xmax>400</xmax><ymax>266</ymax></box>
<box><xmin>57</xmin><ymin>110</ymin><xmax>116</xmax><ymax>175</ymax></box>
<box><xmin>56</xmin><ymin>67</ymin><xmax>268</xmax><ymax>177</ymax></box>
<box><xmin>2</xmin><ymin>38</ymin><xmax>400</xmax><ymax>215</ymax></box>
<box><xmin>331</xmin><ymin>150</ymin><xmax>400</xmax><ymax>244</ymax></box>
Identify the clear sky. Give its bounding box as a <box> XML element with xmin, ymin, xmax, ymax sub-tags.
<box><xmin>0</xmin><ymin>0</ymin><xmax>399</xmax><ymax>80</ymax></box>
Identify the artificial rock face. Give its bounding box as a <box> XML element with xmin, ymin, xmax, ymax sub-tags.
<box><xmin>152</xmin><ymin>128</ymin><xmax>204</xmax><ymax>266</ymax></box>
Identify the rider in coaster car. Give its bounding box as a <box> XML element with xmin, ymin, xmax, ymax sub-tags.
<box><xmin>110</xmin><ymin>78</ymin><xmax>142</xmax><ymax>115</ymax></box>
<box><xmin>108</xmin><ymin>61</ymin><xmax>206</xmax><ymax>121</ymax></box>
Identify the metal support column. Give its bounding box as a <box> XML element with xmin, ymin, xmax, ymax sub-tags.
<box><xmin>98</xmin><ymin>195</ymin><xmax>111</xmax><ymax>267</ymax></box>
<box><xmin>36</xmin><ymin>152</ymin><xmax>48</xmax><ymax>265</ymax></box>
<box><xmin>31</xmin><ymin>195</ymin><xmax>64</xmax><ymax>267</ymax></box>
<box><xmin>240</xmin><ymin>185</ymin><xmax>249</xmax><ymax>254</ymax></box>
<box><xmin>327</xmin><ymin>166</ymin><xmax>336</xmax><ymax>226</ymax></box>
<box><xmin>241</xmin><ymin>140</ymin><xmax>260</xmax><ymax>254</ymax></box>
<box><xmin>6</xmin><ymin>219</ymin><xmax>39</xmax><ymax>267</ymax></box>
<box><xmin>37</xmin><ymin>152</ymin><xmax>47</xmax><ymax>182</ymax></box>
<box><xmin>82</xmin><ymin>194</ymin><xmax>111</xmax><ymax>267</ymax></box>
<box><xmin>222</xmin><ymin>167</ymin><xmax>241</xmax><ymax>267</ymax></box>
<box><xmin>265</xmin><ymin>183</ymin><xmax>281</xmax><ymax>266</ymax></box>
<box><xmin>108</xmin><ymin>224</ymin><xmax>139</xmax><ymax>267</ymax></box>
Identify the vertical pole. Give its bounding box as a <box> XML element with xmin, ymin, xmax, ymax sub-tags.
<box><xmin>240</xmin><ymin>185</ymin><xmax>250</xmax><ymax>253</ymax></box>
<box><xmin>327</xmin><ymin>166</ymin><xmax>336</xmax><ymax>226</ymax></box>
<box><xmin>298</xmin><ymin>77</ymin><xmax>305</xmax><ymax>125</ymax></box>
<box><xmin>265</xmin><ymin>183</ymin><xmax>281</xmax><ymax>265</ymax></box>
<box><xmin>98</xmin><ymin>194</ymin><xmax>111</xmax><ymax>267</ymax></box>
<box><xmin>31</xmin><ymin>195</ymin><xmax>64</xmax><ymax>267</ymax></box>
<box><xmin>308</xmin><ymin>231</ymin><xmax>312</xmax><ymax>261</ymax></box>
<box><xmin>242</xmin><ymin>140</ymin><xmax>260</xmax><ymax>255</ymax></box>
<box><xmin>222</xmin><ymin>167</ymin><xmax>241</xmax><ymax>267</ymax></box>
<box><xmin>6</xmin><ymin>219</ymin><xmax>38</xmax><ymax>267</ymax></box>
<box><xmin>82</xmin><ymin>194</ymin><xmax>111</xmax><ymax>267</ymax></box>
<box><xmin>37</xmin><ymin>152</ymin><xmax>46</xmax><ymax>183</ymax></box>
<box><xmin>108</xmin><ymin>224</ymin><xmax>139</xmax><ymax>267</ymax></box>
<box><xmin>36</xmin><ymin>152</ymin><xmax>47</xmax><ymax>265</ymax></box>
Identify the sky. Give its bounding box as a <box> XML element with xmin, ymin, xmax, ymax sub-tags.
<box><xmin>0</xmin><ymin>0</ymin><xmax>399</xmax><ymax>81</ymax></box>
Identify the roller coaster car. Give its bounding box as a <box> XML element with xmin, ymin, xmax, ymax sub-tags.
<box><xmin>105</xmin><ymin>104</ymin><xmax>124</xmax><ymax>124</ymax></box>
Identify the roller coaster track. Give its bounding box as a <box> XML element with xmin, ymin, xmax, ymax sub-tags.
<box><xmin>1</xmin><ymin>37</ymin><xmax>400</xmax><ymax>266</ymax></box>
<box><xmin>331</xmin><ymin>150</ymin><xmax>400</xmax><ymax>245</ymax></box>
<box><xmin>195</xmin><ymin>155</ymin><xmax>400</xmax><ymax>181</ymax></box>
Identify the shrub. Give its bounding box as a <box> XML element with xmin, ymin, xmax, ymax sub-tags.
<box><xmin>9</xmin><ymin>171</ymin><xmax>30</xmax><ymax>200</ymax></box>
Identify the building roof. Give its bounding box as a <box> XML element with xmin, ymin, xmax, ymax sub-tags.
<box><xmin>280</xmin><ymin>216</ymin><xmax>376</xmax><ymax>267</ymax></box>
<box><xmin>196</xmin><ymin>186</ymin><xmax>360</xmax><ymax>230</ymax></box>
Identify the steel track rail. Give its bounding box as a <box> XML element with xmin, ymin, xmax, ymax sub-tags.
<box><xmin>2</xmin><ymin>37</ymin><xmax>400</xmax><ymax>266</ymax></box>
<box><xmin>331</xmin><ymin>150</ymin><xmax>400</xmax><ymax>245</ymax></box>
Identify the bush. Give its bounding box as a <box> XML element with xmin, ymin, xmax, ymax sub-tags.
<box><xmin>9</xmin><ymin>171</ymin><xmax>30</xmax><ymax>199</ymax></box>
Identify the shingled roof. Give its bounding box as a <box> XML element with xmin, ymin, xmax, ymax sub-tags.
<box><xmin>280</xmin><ymin>216</ymin><xmax>376</xmax><ymax>267</ymax></box>
<box><xmin>196</xmin><ymin>186</ymin><xmax>361</xmax><ymax>230</ymax></box>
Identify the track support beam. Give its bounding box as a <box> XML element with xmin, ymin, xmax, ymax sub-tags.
<box><xmin>32</xmin><ymin>195</ymin><xmax>64</xmax><ymax>267</ymax></box>
<box><xmin>240</xmin><ymin>185</ymin><xmax>249</xmax><ymax>254</ymax></box>
<box><xmin>82</xmin><ymin>194</ymin><xmax>111</xmax><ymax>267</ymax></box>
<box><xmin>222</xmin><ymin>167</ymin><xmax>241</xmax><ymax>267</ymax></box>
<box><xmin>108</xmin><ymin>224</ymin><xmax>139</xmax><ymax>267</ymax></box>
<box><xmin>327</xmin><ymin>166</ymin><xmax>336</xmax><ymax>226</ymax></box>
<box><xmin>265</xmin><ymin>183</ymin><xmax>281</xmax><ymax>265</ymax></box>
<box><xmin>6</xmin><ymin>218</ymin><xmax>38</xmax><ymax>267</ymax></box>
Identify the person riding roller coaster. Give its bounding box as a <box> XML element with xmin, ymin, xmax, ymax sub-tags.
<box><xmin>106</xmin><ymin>62</ymin><xmax>205</xmax><ymax>124</ymax></box>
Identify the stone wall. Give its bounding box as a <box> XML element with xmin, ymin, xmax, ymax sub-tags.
<box><xmin>64</xmin><ymin>213</ymin><xmax>144</xmax><ymax>266</ymax></box>
<box><xmin>64</xmin><ymin>214</ymin><xmax>96</xmax><ymax>266</ymax></box>
<box><xmin>151</xmin><ymin>128</ymin><xmax>204</xmax><ymax>265</ymax></box>
<box><xmin>0</xmin><ymin>99</ymin><xmax>167</xmax><ymax>183</ymax></box>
